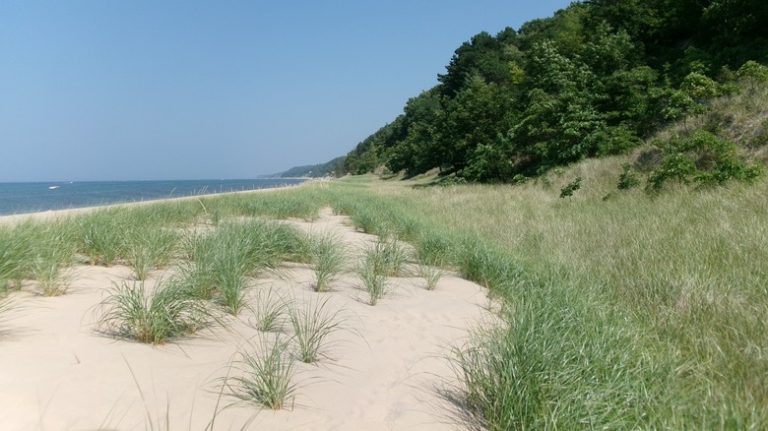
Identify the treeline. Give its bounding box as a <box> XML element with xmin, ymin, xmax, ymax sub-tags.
<box><xmin>277</xmin><ymin>157</ymin><xmax>345</xmax><ymax>178</ymax></box>
<box><xmin>341</xmin><ymin>0</ymin><xmax>768</xmax><ymax>181</ymax></box>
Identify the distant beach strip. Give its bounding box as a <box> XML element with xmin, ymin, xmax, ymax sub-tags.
<box><xmin>0</xmin><ymin>178</ymin><xmax>307</xmax><ymax>216</ymax></box>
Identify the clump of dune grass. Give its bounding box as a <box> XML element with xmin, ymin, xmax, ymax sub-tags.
<box><xmin>229</xmin><ymin>335</ymin><xmax>296</xmax><ymax>410</ymax></box>
<box><xmin>418</xmin><ymin>264</ymin><xmax>443</xmax><ymax>291</ymax></box>
<box><xmin>250</xmin><ymin>287</ymin><xmax>291</xmax><ymax>332</ymax></box>
<box><xmin>180</xmin><ymin>220</ymin><xmax>307</xmax><ymax>315</ymax></box>
<box><xmin>373</xmin><ymin>236</ymin><xmax>409</xmax><ymax>277</ymax></box>
<box><xmin>99</xmin><ymin>280</ymin><xmax>211</xmax><ymax>344</ymax></box>
<box><xmin>0</xmin><ymin>223</ymin><xmax>37</xmax><ymax>291</ymax></box>
<box><xmin>359</xmin><ymin>249</ymin><xmax>387</xmax><ymax>306</ymax></box>
<box><xmin>77</xmin><ymin>211</ymin><xmax>127</xmax><ymax>266</ymax></box>
<box><xmin>308</xmin><ymin>232</ymin><xmax>346</xmax><ymax>292</ymax></box>
<box><xmin>220</xmin><ymin>188</ymin><xmax>324</xmax><ymax>221</ymax></box>
<box><xmin>123</xmin><ymin>227</ymin><xmax>178</xmax><ymax>281</ymax></box>
<box><xmin>289</xmin><ymin>297</ymin><xmax>342</xmax><ymax>363</ymax></box>
<box><xmin>33</xmin><ymin>249</ymin><xmax>72</xmax><ymax>296</ymax></box>
<box><xmin>416</xmin><ymin>232</ymin><xmax>456</xmax><ymax>267</ymax></box>
<box><xmin>25</xmin><ymin>224</ymin><xmax>76</xmax><ymax>296</ymax></box>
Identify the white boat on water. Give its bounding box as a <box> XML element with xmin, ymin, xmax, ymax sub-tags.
<box><xmin>48</xmin><ymin>185</ymin><xmax>60</xmax><ymax>190</ymax></box>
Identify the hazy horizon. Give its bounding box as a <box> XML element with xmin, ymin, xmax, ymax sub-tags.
<box><xmin>1</xmin><ymin>1</ymin><xmax>571</xmax><ymax>182</ymax></box>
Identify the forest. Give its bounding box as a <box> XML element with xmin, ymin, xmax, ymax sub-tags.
<box><xmin>340</xmin><ymin>0</ymin><xmax>768</xmax><ymax>184</ymax></box>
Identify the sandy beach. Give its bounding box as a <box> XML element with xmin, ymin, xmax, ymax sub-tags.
<box><xmin>0</xmin><ymin>204</ymin><xmax>489</xmax><ymax>430</ymax></box>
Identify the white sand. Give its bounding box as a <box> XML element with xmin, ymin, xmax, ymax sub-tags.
<box><xmin>0</xmin><ymin>208</ymin><xmax>489</xmax><ymax>430</ymax></box>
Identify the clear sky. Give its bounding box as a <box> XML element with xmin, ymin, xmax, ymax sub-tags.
<box><xmin>1</xmin><ymin>0</ymin><xmax>572</xmax><ymax>181</ymax></box>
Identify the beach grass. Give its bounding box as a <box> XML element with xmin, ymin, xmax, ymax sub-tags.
<box><xmin>358</xmin><ymin>246</ymin><xmax>388</xmax><ymax>306</ymax></box>
<box><xmin>76</xmin><ymin>210</ymin><xmax>129</xmax><ymax>266</ymax></box>
<box><xmin>0</xmin><ymin>223</ymin><xmax>35</xmax><ymax>292</ymax></box>
<box><xmin>123</xmin><ymin>226</ymin><xmax>179</xmax><ymax>281</ymax></box>
<box><xmin>179</xmin><ymin>220</ymin><xmax>308</xmax><ymax>315</ymax></box>
<box><xmin>99</xmin><ymin>279</ymin><xmax>211</xmax><ymax>344</ymax></box>
<box><xmin>230</xmin><ymin>334</ymin><xmax>296</xmax><ymax>410</ymax></box>
<box><xmin>318</xmin><ymin>171</ymin><xmax>768</xmax><ymax>429</ymax></box>
<box><xmin>249</xmin><ymin>287</ymin><xmax>291</xmax><ymax>332</ymax></box>
<box><xmin>289</xmin><ymin>296</ymin><xmax>342</xmax><ymax>363</ymax></box>
<box><xmin>308</xmin><ymin>232</ymin><xmax>346</xmax><ymax>292</ymax></box>
<box><xmin>418</xmin><ymin>264</ymin><xmax>442</xmax><ymax>291</ymax></box>
<box><xmin>1</xmin><ymin>171</ymin><xmax>766</xmax><ymax>428</ymax></box>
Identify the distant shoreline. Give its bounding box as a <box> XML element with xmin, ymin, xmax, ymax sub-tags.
<box><xmin>0</xmin><ymin>180</ymin><xmax>313</xmax><ymax>226</ymax></box>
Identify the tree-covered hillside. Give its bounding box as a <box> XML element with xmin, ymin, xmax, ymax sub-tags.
<box><xmin>341</xmin><ymin>0</ymin><xmax>768</xmax><ymax>182</ymax></box>
<box><xmin>277</xmin><ymin>157</ymin><xmax>345</xmax><ymax>178</ymax></box>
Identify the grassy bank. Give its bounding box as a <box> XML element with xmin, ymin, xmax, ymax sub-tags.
<box><xmin>336</xmin><ymin>172</ymin><xmax>768</xmax><ymax>429</ymax></box>
<box><xmin>1</xmin><ymin>175</ymin><xmax>766</xmax><ymax>429</ymax></box>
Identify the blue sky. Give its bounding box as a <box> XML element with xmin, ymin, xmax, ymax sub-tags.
<box><xmin>0</xmin><ymin>1</ymin><xmax>572</xmax><ymax>181</ymax></box>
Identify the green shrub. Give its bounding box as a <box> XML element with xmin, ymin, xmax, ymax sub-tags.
<box><xmin>647</xmin><ymin>131</ymin><xmax>762</xmax><ymax>191</ymax></box>
<box><xmin>617</xmin><ymin>163</ymin><xmax>641</xmax><ymax>190</ymax></box>
<box><xmin>737</xmin><ymin>60</ymin><xmax>768</xmax><ymax>82</ymax></box>
<box><xmin>559</xmin><ymin>177</ymin><xmax>582</xmax><ymax>198</ymax></box>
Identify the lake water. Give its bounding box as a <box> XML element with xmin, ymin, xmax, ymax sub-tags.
<box><xmin>0</xmin><ymin>179</ymin><xmax>306</xmax><ymax>216</ymax></box>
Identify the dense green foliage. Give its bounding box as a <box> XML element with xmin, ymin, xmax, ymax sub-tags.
<box><xmin>341</xmin><ymin>1</ymin><xmax>768</xmax><ymax>182</ymax></box>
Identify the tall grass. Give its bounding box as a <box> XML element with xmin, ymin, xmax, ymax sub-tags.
<box><xmin>99</xmin><ymin>280</ymin><xmax>211</xmax><ymax>344</ymax></box>
<box><xmin>359</xmin><ymin>246</ymin><xmax>388</xmax><ymax>306</ymax></box>
<box><xmin>76</xmin><ymin>211</ymin><xmax>128</xmax><ymax>266</ymax></box>
<box><xmin>319</xmin><ymin>173</ymin><xmax>768</xmax><ymax>428</ymax></box>
<box><xmin>229</xmin><ymin>335</ymin><xmax>296</xmax><ymax>410</ymax></box>
<box><xmin>0</xmin><ymin>224</ymin><xmax>32</xmax><ymax>292</ymax></box>
<box><xmin>123</xmin><ymin>227</ymin><xmax>179</xmax><ymax>281</ymax></box>
<box><xmin>370</xmin><ymin>237</ymin><xmax>409</xmax><ymax>277</ymax></box>
<box><xmin>180</xmin><ymin>220</ymin><xmax>307</xmax><ymax>315</ymax></box>
<box><xmin>249</xmin><ymin>287</ymin><xmax>291</xmax><ymax>332</ymax></box>
<box><xmin>289</xmin><ymin>297</ymin><xmax>342</xmax><ymax>363</ymax></box>
<box><xmin>32</xmin><ymin>239</ymin><xmax>74</xmax><ymax>296</ymax></box>
<box><xmin>0</xmin><ymin>222</ymin><xmax>76</xmax><ymax>296</ymax></box>
<box><xmin>308</xmin><ymin>232</ymin><xmax>346</xmax><ymax>292</ymax></box>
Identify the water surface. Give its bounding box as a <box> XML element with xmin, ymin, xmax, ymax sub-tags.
<box><xmin>0</xmin><ymin>179</ymin><xmax>305</xmax><ymax>216</ymax></box>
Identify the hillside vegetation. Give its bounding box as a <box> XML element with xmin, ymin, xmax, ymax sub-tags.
<box><xmin>276</xmin><ymin>156</ymin><xmax>345</xmax><ymax>178</ymax></box>
<box><xmin>340</xmin><ymin>0</ymin><xmax>768</xmax><ymax>185</ymax></box>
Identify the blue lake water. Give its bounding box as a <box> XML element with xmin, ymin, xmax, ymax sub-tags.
<box><xmin>0</xmin><ymin>179</ymin><xmax>306</xmax><ymax>216</ymax></box>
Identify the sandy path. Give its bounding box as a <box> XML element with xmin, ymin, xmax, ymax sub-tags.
<box><xmin>0</xmin><ymin>209</ymin><xmax>487</xmax><ymax>430</ymax></box>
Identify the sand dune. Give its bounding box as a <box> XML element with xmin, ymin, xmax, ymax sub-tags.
<box><xmin>0</xmin><ymin>208</ymin><xmax>489</xmax><ymax>430</ymax></box>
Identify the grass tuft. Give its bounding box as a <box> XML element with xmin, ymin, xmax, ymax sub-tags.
<box><xmin>289</xmin><ymin>297</ymin><xmax>342</xmax><ymax>363</ymax></box>
<box><xmin>359</xmin><ymin>248</ymin><xmax>387</xmax><ymax>306</ymax></box>
<box><xmin>373</xmin><ymin>237</ymin><xmax>409</xmax><ymax>277</ymax></box>
<box><xmin>180</xmin><ymin>220</ymin><xmax>306</xmax><ymax>315</ymax></box>
<box><xmin>249</xmin><ymin>287</ymin><xmax>291</xmax><ymax>332</ymax></box>
<box><xmin>123</xmin><ymin>227</ymin><xmax>178</xmax><ymax>281</ymax></box>
<box><xmin>229</xmin><ymin>335</ymin><xmax>296</xmax><ymax>410</ymax></box>
<box><xmin>99</xmin><ymin>280</ymin><xmax>211</xmax><ymax>344</ymax></box>
<box><xmin>308</xmin><ymin>232</ymin><xmax>346</xmax><ymax>292</ymax></box>
<box><xmin>418</xmin><ymin>264</ymin><xmax>443</xmax><ymax>291</ymax></box>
